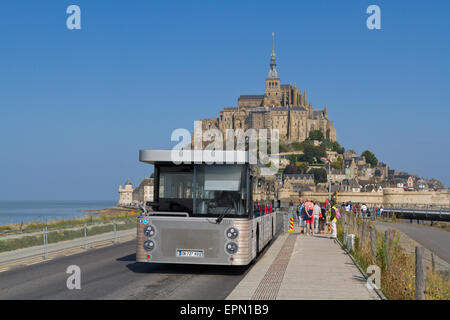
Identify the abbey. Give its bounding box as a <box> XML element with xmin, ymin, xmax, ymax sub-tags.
<box><xmin>198</xmin><ymin>33</ymin><xmax>337</xmax><ymax>144</ymax></box>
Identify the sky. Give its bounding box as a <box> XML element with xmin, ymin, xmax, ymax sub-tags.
<box><xmin>0</xmin><ymin>0</ymin><xmax>449</xmax><ymax>200</ymax></box>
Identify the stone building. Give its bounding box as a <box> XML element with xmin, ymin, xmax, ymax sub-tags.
<box><xmin>118</xmin><ymin>179</ymin><xmax>134</xmax><ymax>206</ymax></box>
<box><xmin>132</xmin><ymin>178</ymin><xmax>154</xmax><ymax>203</ymax></box>
<box><xmin>198</xmin><ymin>34</ymin><xmax>336</xmax><ymax>146</ymax></box>
<box><xmin>118</xmin><ymin>178</ymin><xmax>154</xmax><ymax>206</ymax></box>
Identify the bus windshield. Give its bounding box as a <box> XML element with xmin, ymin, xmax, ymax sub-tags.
<box><xmin>157</xmin><ymin>164</ymin><xmax>249</xmax><ymax>217</ymax></box>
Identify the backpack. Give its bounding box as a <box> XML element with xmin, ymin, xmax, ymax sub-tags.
<box><xmin>335</xmin><ymin>207</ymin><xmax>341</xmax><ymax>219</ymax></box>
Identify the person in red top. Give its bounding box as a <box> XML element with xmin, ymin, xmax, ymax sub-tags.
<box><xmin>304</xmin><ymin>200</ymin><xmax>314</xmax><ymax>235</ymax></box>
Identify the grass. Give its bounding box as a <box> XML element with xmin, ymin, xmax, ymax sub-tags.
<box><xmin>0</xmin><ymin>208</ymin><xmax>139</xmax><ymax>235</ymax></box>
<box><xmin>338</xmin><ymin>214</ymin><xmax>450</xmax><ymax>300</ymax></box>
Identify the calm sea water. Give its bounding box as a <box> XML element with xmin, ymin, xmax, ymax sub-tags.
<box><xmin>0</xmin><ymin>201</ymin><xmax>116</xmax><ymax>225</ymax></box>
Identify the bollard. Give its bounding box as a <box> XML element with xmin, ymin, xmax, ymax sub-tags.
<box><xmin>415</xmin><ymin>246</ymin><xmax>426</xmax><ymax>300</ymax></box>
<box><xmin>287</xmin><ymin>217</ymin><xmax>294</xmax><ymax>232</ymax></box>
<box><xmin>370</xmin><ymin>226</ymin><xmax>377</xmax><ymax>257</ymax></box>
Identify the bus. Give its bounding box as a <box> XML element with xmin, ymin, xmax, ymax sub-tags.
<box><xmin>136</xmin><ymin>149</ymin><xmax>279</xmax><ymax>266</ymax></box>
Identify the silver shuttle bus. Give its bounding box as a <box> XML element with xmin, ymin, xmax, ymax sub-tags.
<box><xmin>136</xmin><ymin>149</ymin><xmax>278</xmax><ymax>266</ymax></box>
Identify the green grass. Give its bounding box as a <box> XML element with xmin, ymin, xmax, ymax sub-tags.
<box><xmin>337</xmin><ymin>215</ymin><xmax>450</xmax><ymax>300</ymax></box>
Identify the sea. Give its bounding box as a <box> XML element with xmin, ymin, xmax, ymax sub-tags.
<box><xmin>0</xmin><ymin>200</ymin><xmax>116</xmax><ymax>225</ymax></box>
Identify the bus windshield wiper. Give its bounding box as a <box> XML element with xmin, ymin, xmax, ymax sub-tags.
<box><xmin>216</xmin><ymin>207</ymin><xmax>233</xmax><ymax>224</ymax></box>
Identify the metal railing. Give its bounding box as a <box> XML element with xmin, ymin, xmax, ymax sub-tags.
<box><xmin>0</xmin><ymin>217</ymin><xmax>137</xmax><ymax>266</ymax></box>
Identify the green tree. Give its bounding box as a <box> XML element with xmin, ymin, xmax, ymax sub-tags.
<box><xmin>331</xmin><ymin>156</ymin><xmax>343</xmax><ymax>169</ymax></box>
<box><xmin>309</xmin><ymin>130</ymin><xmax>324</xmax><ymax>141</ymax></box>
<box><xmin>308</xmin><ymin>168</ymin><xmax>328</xmax><ymax>184</ymax></box>
<box><xmin>361</xmin><ymin>150</ymin><xmax>378</xmax><ymax>166</ymax></box>
<box><xmin>287</xmin><ymin>154</ymin><xmax>298</xmax><ymax>165</ymax></box>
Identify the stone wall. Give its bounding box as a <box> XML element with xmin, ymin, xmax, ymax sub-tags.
<box><xmin>297</xmin><ymin>188</ymin><xmax>450</xmax><ymax>207</ymax></box>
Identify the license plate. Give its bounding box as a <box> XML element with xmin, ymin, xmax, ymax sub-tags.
<box><xmin>176</xmin><ymin>249</ymin><xmax>204</xmax><ymax>258</ymax></box>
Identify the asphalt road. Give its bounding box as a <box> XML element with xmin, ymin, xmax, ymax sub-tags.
<box><xmin>375</xmin><ymin>221</ymin><xmax>450</xmax><ymax>264</ymax></box>
<box><xmin>0</xmin><ymin>240</ymin><xmax>250</xmax><ymax>299</ymax></box>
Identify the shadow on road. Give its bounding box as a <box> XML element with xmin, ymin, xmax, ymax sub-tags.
<box><xmin>123</xmin><ymin>259</ymin><xmax>250</xmax><ymax>276</ymax></box>
<box><xmin>117</xmin><ymin>253</ymin><xmax>136</xmax><ymax>262</ymax></box>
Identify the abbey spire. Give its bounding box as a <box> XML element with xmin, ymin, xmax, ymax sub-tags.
<box><xmin>264</xmin><ymin>32</ymin><xmax>282</xmax><ymax>106</ymax></box>
<box><xmin>267</xmin><ymin>32</ymin><xmax>279</xmax><ymax>80</ymax></box>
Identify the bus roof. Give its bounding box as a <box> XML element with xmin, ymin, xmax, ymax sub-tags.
<box><xmin>139</xmin><ymin>149</ymin><xmax>250</xmax><ymax>165</ymax></box>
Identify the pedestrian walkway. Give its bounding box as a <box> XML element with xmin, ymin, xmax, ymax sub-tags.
<box><xmin>227</xmin><ymin>228</ymin><xmax>379</xmax><ymax>300</ymax></box>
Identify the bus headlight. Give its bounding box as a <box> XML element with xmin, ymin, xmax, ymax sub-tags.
<box><xmin>225</xmin><ymin>242</ymin><xmax>238</xmax><ymax>255</ymax></box>
<box><xmin>226</xmin><ymin>227</ymin><xmax>239</xmax><ymax>240</ymax></box>
<box><xmin>143</xmin><ymin>240</ymin><xmax>155</xmax><ymax>252</ymax></box>
<box><xmin>144</xmin><ymin>225</ymin><xmax>156</xmax><ymax>237</ymax></box>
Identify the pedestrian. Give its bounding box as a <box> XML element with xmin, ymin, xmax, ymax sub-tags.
<box><xmin>313</xmin><ymin>201</ymin><xmax>321</xmax><ymax>235</ymax></box>
<box><xmin>304</xmin><ymin>200</ymin><xmax>314</xmax><ymax>235</ymax></box>
<box><xmin>361</xmin><ymin>203</ymin><xmax>368</xmax><ymax>218</ymax></box>
<box><xmin>289</xmin><ymin>200</ymin><xmax>294</xmax><ymax>220</ymax></box>
<box><xmin>297</xmin><ymin>199</ymin><xmax>305</xmax><ymax>232</ymax></box>
<box><xmin>329</xmin><ymin>200</ymin><xmax>338</xmax><ymax>239</ymax></box>
<box><xmin>319</xmin><ymin>204</ymin><xmax>326</xmax><ymax>234</ymax></box>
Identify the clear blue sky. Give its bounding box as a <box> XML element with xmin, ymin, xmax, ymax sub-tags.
<box><xmin>0</xmin><ymin>0</ymin><xmax>449</xmax><ymax>200</ymax></box>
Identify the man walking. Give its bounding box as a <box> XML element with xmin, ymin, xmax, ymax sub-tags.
<box><xmin>329</xmin><ymin>200</ymin><xmax>338</xmax><ymax>239</ymax></box>
<box><xmin>361</xmin><ymin>203</ymin><xmax>368</xmax><ymax>218</ymax></box>
<box><xmin>313</xmin><ymin>201</ymin><xmax>321</xmax><ymax>235</ymax></box>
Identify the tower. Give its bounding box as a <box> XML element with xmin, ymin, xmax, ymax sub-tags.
<box><xmin>264</xmin><ymin>32</ymin><xmax>281</xmax><ymax>107</ymax></box>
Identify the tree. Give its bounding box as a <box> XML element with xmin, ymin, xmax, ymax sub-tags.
<box><xmin>331</xmin><ymin>156</ymin><xmax>343</xmax><ymax>169</ymax></box>
<box><xmin>361</xmin><ymin>150</ymin><xmax>378</xmax><ymax>166</ymax></box>
<box><xmin>309</xmin><ymin>130</ymin><xmax>324</xmax><ymax>141</ymax></box>
<box><xmin>322</xmin><ymin>139</ymin><xmax>345</xmax><ymax>154</ymax></box>
<box><xmin>308</xmin><ymin>168</ymin><xmax>328</xmax><ymax>184</ymax></box>
<box><xmin>287</xmin><ymin>154</ymin><xmax>298</xmax><ymax>165</ymax></box>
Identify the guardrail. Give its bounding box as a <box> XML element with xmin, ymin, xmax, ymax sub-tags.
<box><xmin>0</xmin><ymin>217</ymin><xmax>137</xmax><ymax>267</ymax></box>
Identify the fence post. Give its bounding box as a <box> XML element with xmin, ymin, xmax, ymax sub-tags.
<box><xmin>43</xmin><ymin>226</ymin><xmax>48</xmax><ymax>259</ymax></box>
<box><xmin>370</xmin><ymin>226</ymin><xmax>377</xmax><ymax>257</ymax></box>
<box><xmin>114</xmin><ymin>220</ymin><xmax>117</xmax><ymax>244</ymax></box>
<box><xmin>84</xmin><ymin>223</ymin><xmax>87</xmax><ymax>250</ymax></box>
<box><xmin>384</xmin><ymin>231</ymin><xmax>390</xmax><ymax>269</ymax></box>
<box><xmin>361</xmin><ymin>220</ymin><xmax>367</xmax><ymax>250</ymax></box>
<box><xmin>343</xmin><ymin>223</ymin><xmax>349</xmax><ymax>246</ymax></box>
<box><xmin>415</xmin><ymin>246</ymin><xmax>426</xmax><ymax>300</ymax></box>
<box><xmin>45</xmin><ymin>226</ymin><xmax>48</xmax><ymax>259</ymax></box>
<box><xmin>431</xmin><ymin>253</ymin><xmax>435</xmax><ymax>273</ymax></box>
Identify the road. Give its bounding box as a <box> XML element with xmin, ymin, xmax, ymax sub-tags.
<box><xmin>375</xmin><ymin>221</ymin><xmax>450</xmax><ymax>264</ymax></box>
<box><xmin>0</xmin><ymin>240</ymin><xmax>250</xmax><ymax>299</ymax></box>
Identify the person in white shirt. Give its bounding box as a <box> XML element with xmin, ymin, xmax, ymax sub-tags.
<box><xmin>361</xmin><ymin>204</ymin><xmax>368</xmax><ymax>218</ymax></box>
<box><xmin>312</xmin><ymin>201</ymin><xmax>321</xmax><ymax>235</ymax></box>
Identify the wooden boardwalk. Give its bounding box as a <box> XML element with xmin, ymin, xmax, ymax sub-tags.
<box><xmin>227</xmin><ymin>229</ymin><xmax>380</xmax><ymax>300</ymax></box>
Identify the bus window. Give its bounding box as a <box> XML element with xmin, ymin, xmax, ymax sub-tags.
<box><xmin>194</xmin><ymin>164</ymin><xmax>248</xmax><ymax>216</ymax></box>
<box><xmin>158</xmin><ymin>165</ymin><xmax>193</xmax><ymax>213</ymax></box>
